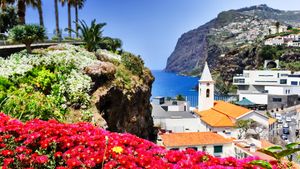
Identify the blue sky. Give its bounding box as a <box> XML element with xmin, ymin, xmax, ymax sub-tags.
<box><xmin>25</xmin><ymin>0</ymin><xmax>300</xmax><ymax>70</ymax></box>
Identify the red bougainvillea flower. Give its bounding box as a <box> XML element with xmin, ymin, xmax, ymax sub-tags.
<box><xmin>0</xmin><ymin>113</ymin><xmax>286</xmax><ymax>169</ymax></box>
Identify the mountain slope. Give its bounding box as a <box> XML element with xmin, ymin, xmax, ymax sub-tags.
<box><xmin>165</xmin><ymin>4</ymin><xmax>300</xmax><ymax>75</ymax></box>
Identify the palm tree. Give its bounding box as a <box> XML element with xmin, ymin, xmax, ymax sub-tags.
<box><xmin>54</xmin><ymin>0</ymin><xmax>60</xmax><ymax>38</ymax></box>
<box><xmin>61</xmin><ymin>0</ymin><xmax>73</xmax><ymax>37</ymax></box>
<box><xmin>35</xmin><ymin>0</ymin><xmax>44</xmax><ymax>27</ymax></box>
<box><xmin>4</xmin><ymin>0</ymin><xmax>36</xmax><ymax>25</ymax></box>
<box><xmin>74</xmin><ymin>0</ymin><xmax>85</xmax><ymax>38</ymax></box>
<box><xmin>67</xmin><ymin>19</ymin><xmax>106</xmax><ymax>51</ymax></box>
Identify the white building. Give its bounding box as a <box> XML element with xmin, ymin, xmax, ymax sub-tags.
<box><xmin>269</xmin><ymin>25</ymin><xmax>287</xmax><ymax>35</ymax></box>
<box><xmin>151</xmin><ymin>98</ymin><xmax>201</xmax><ymax>133</ymax></box>
<box><xmin>264</xmin><ymin>36</ymin><xmax>284</xmax><ymax>46</ymax></box>
<box><xmin>195</xmin><ymin>63</ymin><xmax>275</xmax><ymax>139</ymax></box>
<box><xmin>233</xmin><ymin>70</ymin><xmax>300</xmax><ymax>109</ymax></box>
<box><xmin>160</xmin><ymin>132</ymin><xmax>234</xmax><ymax>157</ymax></box>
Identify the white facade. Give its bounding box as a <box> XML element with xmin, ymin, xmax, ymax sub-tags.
<box><xmin>198</xmin><ymin>62</ymin><xmax>214</xmax><ymax>111</ymax></box>
<box><xmin>160</xmin><ymin>118</ymin><xmax>201</xmax><ymax>132</ymax></box>
<box><xmin>165</xmin><ymin>143</ymin><xmax>234</xmax><ymax>158</ymax></box>
<box><xmin>239</xmin><ymin>93</ymin><xmax>268</xmax><ymax>105</ymax></box>
<box><xmin>233</xmin><ymin>70</ymin><xmax>291</xmax><ymax>89</ymax></box>
<box><xmin>264</xmin><ymin>37</ymin><xmax>284</xmax><ymax>46</ymax></box>
<box><xmin>269</xmin><ymin>25</ymin><xmax>287</xmax><ymax>35</ymax></box>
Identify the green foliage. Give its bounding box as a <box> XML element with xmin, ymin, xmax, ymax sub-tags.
<box><xmin>115</xmin><ymin>64</ymin><xmax>133</xmax><ymax>90</ymax></box>
<box><xmin>0</xmin><ymin>85</ymin><xmax>65</xmax><ymax>122</ymax></box>
<box><xmin>99</xmin><ymin>36</ymin><xmax>122</xmax><ymax>52</ymax></box>
<box><xmin>176</xmin><ymin>94</ymin><xmax>185</xmax><ymax>101</ymax></box>
<box><xmin>67</xmin><ymin>19</ymin><xmax>106</xmax><ymax>52</ymax></box>
<box><xmin>213</xmin><ymin>72</ymin><xmax>236</xmax><ymax>94</ymax></box>
<box><xmin>121</xmin><ymin>52</ymin><xmax>144</xmax><ymax>76</ymax></box>
<box><xmin>235</xmin><ymin>119</ymin><xmax>254</xmax><ymax>139</ymax></box>
<box><xmin>259</xmin><ymin>45</ymin><xmax>283</xmax><ymax>60</ymax></box>
<box><xmin>249</xmin><ymin>160</ymin><xmax>272</xmax><ymax>169</ymax></box>
<box><xmin>0</xmin><ymin>6</ymin><xmax>18</xmax><ymax>33</ymax></box>
<box><xmin>8</xmin><ymin>24</ymin><xmax>46</xmax><ymax>53</ymax></box>
<box><xmin>281</xmin><ymin>61</ymin><xmax>300</xmax><ymax>71</ymax></box>
<box><xmin>259</xmin><ymin>142</ymin><xmax>300</xmax><ymax>161</ymax></box>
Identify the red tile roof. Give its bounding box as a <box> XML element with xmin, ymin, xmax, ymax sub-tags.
<box><xmin>161</xmin><ymin>132</ymin><xmax>233</xmax><ymax>147</ymax></box>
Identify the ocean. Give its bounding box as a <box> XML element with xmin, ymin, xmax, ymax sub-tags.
<box><xmin>151</xmin><ymin>70</ymin><xmax>237</xmax><ymax>107</ymax></box>
<box><xmin>151</xmin><ymin>70</ymin><xmax>199</xmax><ymax>107</ymax></box>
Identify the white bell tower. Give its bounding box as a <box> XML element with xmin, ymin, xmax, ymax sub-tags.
<box><xmin>198</xmin><ymin>62</ymin><xmax>214</xmax><ymax>111</ymax></box>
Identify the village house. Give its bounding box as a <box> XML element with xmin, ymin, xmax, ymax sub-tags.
<box><xmin>160</xmin><ymin>132</ymin><xmax>234</xmax><ymax>157</ymax></box>
<box><xmin>195</xmin><ymin>62</ymin><xmax>276</xmax><ymax>139</ymax></box>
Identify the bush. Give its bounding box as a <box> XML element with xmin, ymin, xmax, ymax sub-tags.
<box><xmin>0</xmin><ymin>85</ymin><xmax>65</xmax><ymax>122</ymax></box>
<box><xmin>121</xmin><ymin>52</ymin><xmax>144</xmax><ymax>76</ymax></box>
<box><xmin>8</xmin><ymin>24</ymin><xmax>46</xmax><ymax>53</ymax></box>
<box><xmin>0</xmin><ymin>113</ymin><xmax>285</xmax><ymax>169</ymax></box>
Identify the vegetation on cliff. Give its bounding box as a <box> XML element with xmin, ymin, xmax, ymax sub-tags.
<box><xmin>0</xmin><ymin>43</ymin><xmax>155</xmax><ymax>139</ymax></box>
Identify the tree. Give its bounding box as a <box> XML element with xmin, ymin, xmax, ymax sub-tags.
<box><xmin>8</xmin><ymin>24</ymin><xmax>46</xmax><ymax>53</ymax></box>
<box><xmin>61</xmin><ymin>0</ymin><xmax>74</xmax><ymax>37</ymax></box>
<box><xmin>99</xmin><ymin>36</ymin><xmax>122</xmax><ymax>52</ymax></box>
<box><xmin>67</xmin><ymin>19</ymin><xmax>106</xmax><ymax>52</ymax></box>
<box><xmin>74</xmin><ymin>0</ymin><xmax>85</xmax><ymax>38</ymax></box>
<box><xmin>275</xmin><ymin>21</ymin><xmax>280</xmax><ymax>33</ymax></box>
<box><xmin>0</xmin><ymin>0</ymin><xmax>15</xmax><ymax>10</ymax></box>
<box><xmin>235</xmin><ymin>119</ymin><xmax>254</xmax><ymax>139</ymax></box>
<box><xmin>176</xmin><ymin>94</ymin><xmax>185</xmax><ymax>101</ymax></box>
<box><xmin>0</xmin><ymin>6</ymin><xmax>18</xmax><ymax>33</ymax></box>
<box><xmin>54</xmin><ymin>0</ymin><xmax>60</xmax><ymax>38</ymax></box>
<box><xmin>35</xmin><ymin>0</ymin><xmax>44</xmax><ymax>27</ymax></box>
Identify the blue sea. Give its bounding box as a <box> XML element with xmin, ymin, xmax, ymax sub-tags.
<box><xmin>151</xmin><ymin>70</ymin><xmax>199</xmax><ymax>107</ymax></box>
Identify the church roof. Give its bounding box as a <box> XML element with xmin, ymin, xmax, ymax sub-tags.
<box><xmin>199</xmin><ymin>62</ymin><xmax>213</xmax><ymax>82</ymax></box>
<box><xmin>195</xmin><ymin>101</ymin><xmax>252</xmax><ymax>127</ymax></box>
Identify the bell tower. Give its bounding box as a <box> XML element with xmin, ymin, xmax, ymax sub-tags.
<box><xmin>198</xmin><ymin>62</ymin><xmax>214</xmax><ymax>111</ymax></box>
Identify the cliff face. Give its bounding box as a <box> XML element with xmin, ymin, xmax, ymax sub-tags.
<box><xmin>165</xmin><ymin>4</ymin><xmax>300</xmax><ymax>76</ymax></box>
<box><xmin>85</xmin><ymin>51</ymin><xmax>156</xmax><ymax>141</ymax></box>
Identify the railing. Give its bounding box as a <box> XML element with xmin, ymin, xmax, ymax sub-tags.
<box><xmin>185</xmin><ymin>95</ymin><xmax>238</xmax><ymax>107</ymax></box>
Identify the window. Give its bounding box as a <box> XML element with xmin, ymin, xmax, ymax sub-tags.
<box><xmin>170</xmin><ymin>148</ymin><xmax>179</xmax><ymax>150</ymax></box>
<box><xmin>234</xmin><ymin>78</ymin><xmax>245</xmax><ymax>83</ymax></box>
<box><xmin>272</xmin><ymin>98</ymin><xmax>282</xmax><ymax>102</ymax></box>
<box><xmin>206</xmin><ymin>89</ymin><xmax>210</xmax><ymax>98</ymax></box>
<box><xmin>202</xmin><ymin>146</ymin><xmax>207</xmax><ymax>152</ymax></box>
<box><xmin>291</xmin><ymin>81</ymin><xmax>298</xmax><ymax>86</ymax></box>
<box><xmin>187</xmin><ymin>147</ymin><xmax>197</xmax><ymax>151</ymax></box>
<box><xmin>280</xmin><ymin>79</ymin><xmax>287</xmax><ymax>84</ymax></box>
<box><xmin>214</xmin><ymin>145</ymin><xmax>223</xmax><ymax>153</ymax></box>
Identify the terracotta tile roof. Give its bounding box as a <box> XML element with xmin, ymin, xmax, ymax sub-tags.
<box><xmin>235</xmin><ymin>143</ymin><xmax>275</xmax><ymax>161</ymax></box>
<box><xmin>161</xmin><ymin>132</ymin><xmax>233</xmax><ymax>147</ymax></box>
<box><xmin>195</xmin><ymin>101</ymin><xmax>251</xmax><ymax>127</ymax></box>
<box><xmin>260</xmin><ymin>139</ymin><xmax>275</xmax><ymax>148</ymax></box>
<box><xmin>197</xmin><ymin>109</ymin><xmax>236</xmax><ymax>127</ymax></box>
<box><xmin>268</xmin><ymin>118</ymin><xmax>277</xmax><ymax>125</ymax></box>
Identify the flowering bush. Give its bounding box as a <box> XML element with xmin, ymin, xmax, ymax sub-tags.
<box><xmin>0</xmin><ymin>113</ymin><xmax>283</xmax><ymax>169</ymax></box>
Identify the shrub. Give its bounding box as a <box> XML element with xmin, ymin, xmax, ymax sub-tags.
<box><xmin>0</xmin><ymin>85</ymin><xmax>65</xmax><ymax>122</ymax></box>
<box><xmin>121</xmin><ymin>52</ymin><xmax>144</xmax><ymax>76</ymax></box>
<box><xmin>0</xmin><ymin>113</ymin><xmax>285</xmax><ymax>169</ymax></box>
<box><xmin>8</xmin><ymin>24</ymin><xmax>46</xmax><ymax>53</ymax></box>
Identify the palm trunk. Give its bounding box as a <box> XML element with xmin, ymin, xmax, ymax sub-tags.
<box><xmin>1</xmin><ymin>2</ymin><xmax>6</xmax><ymax>10</ymax></box>
<box><xmin>54</xmin><ymin>0</ymin><xmax>60</xmax><ymax>38</ymax></box>
<box><xmin>37</xmin><ymin>1</ymin><xmax>44</xmax><ymax>27</ymax></box>
<box><xmin>17</xmin><ymin>0</ymin><xmax>26</xmax><ymax>25</ymax></box>
<box><xmin>68</xmin><ymin>2</ymin><xmax>71</xmax><ymax>37</ymax></box>
<box><xmin>75</xmin><ymin>1</ymin><xmax>79</xmax><ymax>38</ymax></box>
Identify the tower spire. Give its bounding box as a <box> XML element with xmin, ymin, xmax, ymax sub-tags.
<box><xmin>198</xmin><ymin>62</ymin><xmax>214</xmax><ymax>111</ymax></box>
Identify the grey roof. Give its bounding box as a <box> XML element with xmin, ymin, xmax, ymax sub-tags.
<box><xmin>160</xmin><ymin>100</ymin><xmax>186</xmax><ymax>106</ymax></box>
<box><xmin>152</xmin><ymin>104</ymin><xmax>196</xmax><ymax>119</ymax></box>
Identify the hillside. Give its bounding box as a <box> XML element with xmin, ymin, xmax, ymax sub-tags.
<box><xmin>165</xmin><ymin>4</ymin><xmax>300</xmax><ymax>79</ymax></box>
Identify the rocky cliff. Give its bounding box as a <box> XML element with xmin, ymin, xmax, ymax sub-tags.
<box><xmin>84</xmin><ymin>50</ymin><xmax>156</xmax><ymax>141</ymax></box>
<box><xmin>165</xmin><ymin>4</ymin><xmax>300</xmax><ymax>77</ymax></box>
